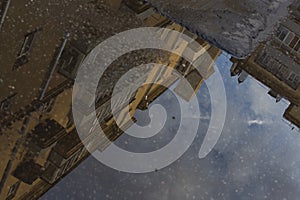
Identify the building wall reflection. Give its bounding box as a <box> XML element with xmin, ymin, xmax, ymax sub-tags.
<box><xmin>0</xmin><ymin>1</ymin><xmax>221</xmax><ymax>199</ymax></box>
<box><xmin>230</xmin><ymin>1</ymin><xmax>300</xmax><ymax>129</ymax></box>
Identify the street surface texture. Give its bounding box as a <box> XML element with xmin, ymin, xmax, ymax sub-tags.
<box><xmin>148</xmin><ymin>0</ymin><xmax>294</xmax><ymax>58</ymax></box>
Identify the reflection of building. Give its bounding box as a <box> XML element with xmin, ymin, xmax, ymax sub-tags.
<box><xmin>284</xmin><ymin>104</ymin><xmax>300</xmax><ymax>129</ymax></box>
<box><xmin>127</xmin><ymin>0</ymin><xmax>221</xmax><ymax>106</ymax></box>
<box><xmin>0</xmin><ymin>1</ymin><xmax>222</xmax><ymax>199</ymax></box>
<box><xmin>230</xmin><ymin>1</ymin><xmax>300</xmax><ymax>128</ymax></box>
<box><xmin>0</xmin><ymin>1</ymin><xmax>142</xmax><ymax>199</ymax></box>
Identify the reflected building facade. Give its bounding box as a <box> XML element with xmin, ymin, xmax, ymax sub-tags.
<box><xmin>0</xmin><ymin>0</ymin><xmax>221</xmax><ymax>199</ymax></box>
<box><xmin>230</xmin><ymin>1</ymin><xmax>300</xmax><ymax>128</ymax></box>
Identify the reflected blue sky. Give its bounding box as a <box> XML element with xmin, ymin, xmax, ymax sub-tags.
<box><xmin>42</xmin><ymin>53</ymin><xmax>300</xmax><ymax>200</ymax></box>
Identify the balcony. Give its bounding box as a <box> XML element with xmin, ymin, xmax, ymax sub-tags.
<box><xmin>30</xmin><ymin>119</ymin><xmax>67</xmax><ymax>149</ymax></box>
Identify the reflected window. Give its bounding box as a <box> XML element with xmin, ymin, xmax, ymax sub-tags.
<box><xmin>283</xmin><ymin>32</ymin><xmax>295</xmax><ymax>45</ymax></box>
<box><xmin>6</xmin><ymin>181</ymin><xmax>20</xmax><ymax>200</ymax></box>
<box><xmin>276</xmin><ymin>25</ymin><xmax>300</xmax><ymax>52</ymax></box>
<box><xmin>289</xmin><ymin>35</ymin><xmax>299</xmax><ymax>48</ymax></box>
<box><xmin>58</xmin><ymin>45</ymin><xmax>85</xmax><ymax>79</ymax></box>
<box><xmin>276</xmin><ymin>26</ymin><xmax>289</xmax><ymax>41</ymax></box>
<box><xmin>0</xmin><ymin>93</ymin><xmax>17</xmax><ymax>112</ymax></box>
<box><xmin>256</xmin><ymin>51</ymin><xmax>300</xmax><ymax>90</ymax></box>
<box><xmin>13</xmin><ymin>29</ymin><xmax>41</xmax><ymax>70</ymax></box>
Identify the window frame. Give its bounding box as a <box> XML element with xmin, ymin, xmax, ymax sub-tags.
<box><xmin>6</xmin><ymin>181</ymin><xmax>21</xmax><ymax>200</ymax></box>
<box><xmin>13</xmin><ymin>28</ymin><xmax>41</xmax><ymax>70</ymax></box>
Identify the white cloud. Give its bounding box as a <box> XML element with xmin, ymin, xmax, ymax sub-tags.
<box><xmin>247</xmin><ymin>119</ymin><xmax>267</xmax><ymax>126</ymax></box>
<box><xmin>247</xmin><ymin>79</ymin><xmax>286</xmax><ymax>120</ymax></box>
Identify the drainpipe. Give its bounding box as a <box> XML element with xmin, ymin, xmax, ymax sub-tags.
<box><xmin>39</xmin><ymin>32</ymin><xmax>70</xmax><ymax>101</ymax></box>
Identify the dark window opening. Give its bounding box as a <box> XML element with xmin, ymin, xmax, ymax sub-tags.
<box><xmin>12</xmin><ymin>160</ymin><xmax>43</xmax><ymax>185</ymax></box>
<box><xmin>13</xmin><ymin>28</ymin><xmax>41</xmax><ymax>70</ymax></box>
<box><xmin>256</xmin><ymin>52</ymin><xmax>300</xmax><ymax>90</ymax></box>
<box><xmin>289</xmin><ymin>35</ymin><xmax>300</xmax><ymax>49</ymax></box>
<box><xmin>276</xmin><ymin>26</ymin><xmax>289</xmax><ymax>41</ymax></box>
<box><xmin>58</xmin><ymin>45</ymin><xmax>85</xmax><ymax>79</ymax></box>
<box><xmin>0</xmin><ymin>93</ymin><xmax>17</xmax><ymax>112</ymax></box>
<box><xmin>276</xmin><ymin>26</ymin><xmax>300</xmax><ymax>52</ymax></box>
<box><xmin>6</xmin><ymin>181</ymin><xmax>20</xmax><ymax>200</ymax></box>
